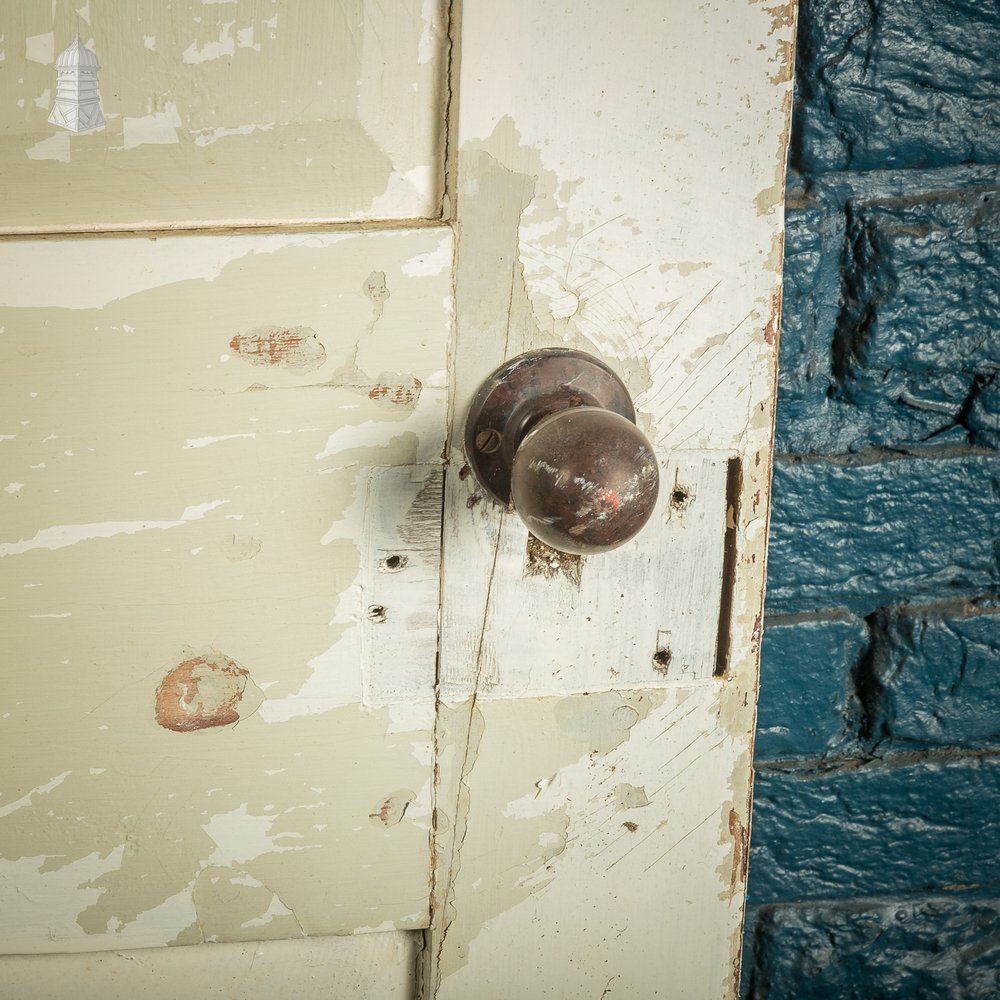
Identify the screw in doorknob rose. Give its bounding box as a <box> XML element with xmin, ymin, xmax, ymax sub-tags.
<box><xmin>511</xmin><ymin>406</ymin><xmax>659</xmax><ymax>555</ymax></box>
<box><xmin>464</xmin><ymin>348</ymin><xmax>660</xmax><ymax>555</ymax></box>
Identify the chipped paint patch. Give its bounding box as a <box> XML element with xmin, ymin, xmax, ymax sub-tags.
<box><xmin>191</xmin><ymin>123</ymin><xmax>274</xmax><ymax>147</ymax></box>
<box><xmin>25</xmin><ymin>32</ymin><xmax>55</xmax><ymax>65</ymax></box>
<box><xmin>367</xmin><ymin>377</ymin><xmax>422</xmax><ymax>408</ymax></box>
<box><xmin>613</xmin><ymin>783</ymin><xmax>650</xmax><ymax>811</ymax></box>
<box><xmin>524</xmin><ymin>534</ymin><xmax>583</xmax><ymax>585</ymax></box>
<box><xmin>229</xmin><ymin>326</ymin><xmax>326</xmax><ymax>373</ymax></box>
<box><xmin>154</xmin><ymin>651</ymin><xmax>263</xmax><ymax>732</ymax></box>
<box><xmin>369</xmin><ymin>789</ymin><xmax>417</xmax><ymax>828</ymax></box>
<box><xmin>726</xmin><ymin>806</ymin><xmax>749</xmax><ymax>897</ymax></box>
<box><xmin>202</xmin><ymin>805</ymin><xmax>313</xmax><ymax>867</ymax></box>
<box><xmin>0</xmin><ymin>228</ymin><xmax>450</xmax><ymax>954</ymax></box>
<box><xmin>402</xmin><ymin>234</ymin><xmax>452</xmax><ymax>277</ymax></box>
<box><xmin>25</xmin><ymin>133</ymin><xmax>71</xmax><ymax>164</ymax></box>
<box><xmin>122</xmin><ymin>103</ymin><xmax>182</xmax><ymax>151</ymax></box>
<box><xmin>181</xmin><ymin>22</ymin><xmax>239</xmax><ymax>64</ymax></box>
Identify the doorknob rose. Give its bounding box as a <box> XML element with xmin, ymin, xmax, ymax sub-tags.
<box><xmin>465</xmin><ymin>349</ymin><xmax>659</xmax><ymax>555</ymax></box>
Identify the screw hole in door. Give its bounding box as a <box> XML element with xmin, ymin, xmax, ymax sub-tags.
<box><xmin>652</xmin><ymin>648</ymin><xmax>672</xmax><ymax>675</ymax></box>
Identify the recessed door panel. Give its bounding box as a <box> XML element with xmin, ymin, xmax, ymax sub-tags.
<box><xmin>0</xmin><ymin>1</ymin><xmax>448</xmax><ymax>232</ymax></box>
<box><xmin>0</xmin><ymin>228</ymin><xmax>451</xmax><ymax>952</ymax></box>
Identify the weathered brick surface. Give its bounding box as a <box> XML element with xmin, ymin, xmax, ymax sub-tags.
<box><xmin>765</xmin><ymin>455</ymin><xmax>1000</xmax><ymax>615</ymax></box>
<box><xmin>748</xmin><ymin>756</ymin><xmax>1000</xmax><ymax>905</ymax></box>
<box><xmin>755</xmin><ymin>617</ymin><xmax>865</xmax><ymax>761</ymax></box>
<box><xmin>792</xmin><ymin>0</ymin><xmax>1000</xmax><ymax>173</ymax></box>
<box><xmin>775</xmin><ymin>177</ymin><xmax>1000</xmax><ymax>455</ymax></box>
<box><xmin>875</xmin><ymin>607</ymin><xmax>1000</xmax><ymax>749</ymax></box>
<box><xmin>745</xmin><ymin>895</ymin><xmax>1000</xmax><ymax>1000</ymax></box>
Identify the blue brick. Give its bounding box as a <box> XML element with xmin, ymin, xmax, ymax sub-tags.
<box><xmin>775</xmin><ymin>181</ymin><xmax>1000</xmax><ymax>454</ymax></box>
<box><xmin>765</xmin><ymin>454</ymin><xmax>1000</xmax><ymax>615</ymax></box>
<box><xmin>756</xmin><ymin>617</ymin><xmax>865</xmax><ymax>761</ymax></box>
<box><xmin>877</xmin><ymin>608</ymin><xmax>1000</xmax><ymax>749</ymax></box>
<box><xmin>748</xmin><ymin>756</ymin><xmax>1000</xmax><ymax>905</ymax></box>
<box><xmin>772</xmin><ymin>190</ymin><xmax>844</xmax><ymax>455</ymax></box>
<box><xmin>828</xmin><ymin>189</ymin><xmax>1000</xmax><ymax>443</ymax></box>
<box><xmin>968</xmin><ymin>374</ymin><xmax>1000</xmax><ymax>451</ymax></box>
<box><xmin>793</xmin><ymin>0</ymin><xmax>1000</xmax><ymax>173</ymax></box>
<box><xmin>743</xmin><ymin>895</ymin><xmax>1000</xmax><ymax>1000</ymax></box>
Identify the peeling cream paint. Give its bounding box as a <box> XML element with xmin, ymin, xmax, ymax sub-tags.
<box><xmin>25</xmin><ymin>32</ymin><xmax>54</xmax><ymax>65</ymax></box>
<box><xmin>191</xmin><ymin>122</ymin><xmax>273</xmax><ymax>147</ymax></box>
<box><xmin>203</xmin><ymin>805</ymin><xmax>316</xmax><ymax>867</ymax></box>
<box><xmin>25</xmin><ymin>132</ymin><xmax>70</xmax><ymax>164</ymax></box>
<box><xmin>401</xmin><ymin>234</ymin><xmax>452</xmax><ymax>277</ymax></box>
<box><xmin>121</xmin><ymin>102</ymin><xmax>182</xmax><ymax>150</ymax></box>
<box><xmin>418</xmin><ymin>0</ymin><xmax>441</xmax><ymax>65</ymax></box>
<box><xmin>366</xmin><ymin>165</ymin><xmax>437</xmax><ymax>218</ymax></box>
<box><xmin>181</xmin><ymin>21</ymin><xmax>244</xmax><ymax>64</ymax></box>
<box><xmin>184</xmin><ymin>433</ymin><xmax>256</xmax><ymax>449</ymax></box>
<box><xmin>0</xmin><ymin>501</ymin><xmax>228</xmax><ymax>557</ymax></box>
<box><xmin>241</xmin><ymin>893</ymin><xmax>295</xmax><ymax>929</ymax></box>
<box><xmin>0</xmin><ymin>770</ymin><xmax>72</xmax><ymax>818</ymax></box>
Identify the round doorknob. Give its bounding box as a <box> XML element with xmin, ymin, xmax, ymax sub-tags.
<box><xmin>465</xmin><ymin>349</ymin><xmax>659</xmax><ymax>555</ymax></box>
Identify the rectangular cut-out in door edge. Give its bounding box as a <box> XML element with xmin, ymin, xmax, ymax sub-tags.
<box><xmin>362</xmin><ymin>465</ymin><xmax>443</xmax><ymax>707</ymax></box>
<box><xmin>440</xmin><ymin>451</ymin><xmax>735</xmax><ymax>701</ymax></box>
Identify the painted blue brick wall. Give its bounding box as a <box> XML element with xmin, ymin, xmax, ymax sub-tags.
<box><xmin>792</xmin><ymin>0</ymin><xmax>1000</xmax><ymax>172</ymax></box>
<box><xmin>748</xmin><ymin>894</ymin><xmax>1000</xmax><ymax>1000</ymax></box>
<box><xmin>743</xmin><ymin>0</ymin><xmax>1000</xmax><ymax>995</ymax></box>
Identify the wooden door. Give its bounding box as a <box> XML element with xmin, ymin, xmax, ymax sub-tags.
<box><xmin>0</xmin><ymin>2</ymin><xmax>795</xmax><ymax>996</ymax></box>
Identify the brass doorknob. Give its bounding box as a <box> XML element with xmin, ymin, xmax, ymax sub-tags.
<box><xmin>465</xmin><ymin>349</ymin><xmax>659</xmax><ymax>555</ymax></box>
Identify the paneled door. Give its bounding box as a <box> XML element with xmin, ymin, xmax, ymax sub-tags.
<box><xmin>0</xmin><ymin>2</ymin><xmax>795</xmax><ymax>996</ymax></box>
